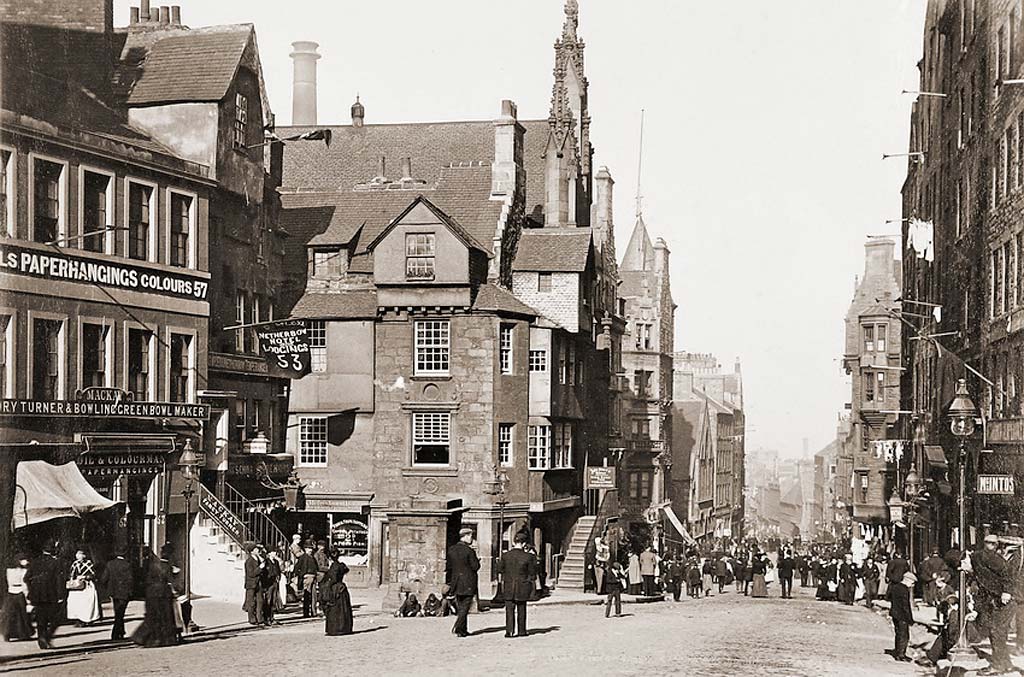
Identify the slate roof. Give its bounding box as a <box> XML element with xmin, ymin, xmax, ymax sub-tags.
<box><xmin>512</xmin><ymin>229</ymin><xmax>593</xmax><ymax>272</ymax></box>
<box><xmin>472</xmin><ymin>284</ymin><xmax>540</xmax><ymax>318</ymax></box>
<box><xmin>281</xmin><ymin>164</ymin><xmax>503</xmax><ymax>273</ymax></box>
<box><xmin>289</xmin><ymin>290</ymin><xmax>378</xmax><ymax>320</ymax></box>
<box><xmin>367</xmin><ymin>196</ymin><xmax>491</xmax><ymax>254</ymax></box>
<box><xmin>278</xmin><ymin>117</ymin><xmax>550</xmax><ymax>220</ymax></box>
<box><xmin>124</xmin><ymin>26</ymin><xmax>253</xmax><ymax>105</ymax></box>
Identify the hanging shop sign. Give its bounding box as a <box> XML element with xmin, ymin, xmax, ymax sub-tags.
<box><xmin>330</xmin><ymin>519</ymin><xmax>368</xmax><ymax>555</ymax></box>
<box><xmin>256</xmin><ymin>320</ymin><xmax>311</xmax><ymax>378</ymax></box>
<box><xmin>0</xmin><ymin>243</ymin><xmax>209</xmax><ymax>301</ymax></box>
<box><xmin>977</xmin><ymin>474</ymin><xmax>1016</xmax><ymax>495</ymax></box>
<box><xmin>586</xmin><ymin>466</ymin><xmax>616</xmax><ymax>490</ymax></box>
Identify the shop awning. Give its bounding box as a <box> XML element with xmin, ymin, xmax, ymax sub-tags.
<box><xmin>924</xmin><ymin>445</ymin><xmax>948</xmax><ymax>470</ymax></box>
<box><xmin>661</xmin><ymin>504</ymin><xmax>698</xmax><ymax>546</ymax></box>
<box><xmin>12</xmin><ymin>460</ymin><xmax>119</xmax><ymax>529</ymax></box>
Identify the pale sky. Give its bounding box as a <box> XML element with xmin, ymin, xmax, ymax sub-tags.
<box><xmin>114</xmin><ymin>1</ymin><xmax>926</xmax><ymax>458</ymax></box>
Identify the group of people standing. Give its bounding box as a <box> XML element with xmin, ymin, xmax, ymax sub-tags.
<box><xmin>283</xmin><ymin>535</ymin><xmax>354</xmax><ymax>636</ymax></box>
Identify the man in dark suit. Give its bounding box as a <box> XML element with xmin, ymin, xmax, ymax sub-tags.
<box><xmin>99</xmin><ymin>548</ymin><xmax>134</xmax><ymax>640</ymax></box>
<box><xmin>497</xmin><ymin>531</ymin><xmax>538</xmax><ymax>638</ymax></box>
<box><xmin>885</xmin><ymin>550</ymin><xmax>910</xmax><ymax>595</ymax></box>
<box><xmin>243</xmin><ymin>544</ymin><xmax>265</xmax><ymax>625</ymax></box>
<box><xmin>777</xmin><ymin>549</ymin><xmax>796</xmax><ymax>598</ymax></box>
<box><xmin>445</xmin><ymin>527</ymin><xmax>480</xmax><ymax>638</ymax></box>
<box><xmin>293</xmin><ymin>543</ymin><xmax>319</xmax><ymax>618</ymax></box>
<box><xmin>24</xmin><ymin>540</ymin><xmax>64</xmax><ymax>649</ymax></box>
<box><xmin>889</xmin><ymin>572</ymin><xmax>916</xmax><ymax>662</ymax></box>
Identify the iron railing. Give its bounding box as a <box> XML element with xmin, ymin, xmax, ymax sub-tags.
<box><xmin>196</xmin><ymin>482</ymin><xmax>293</xmax><ymax>567</ymax></box>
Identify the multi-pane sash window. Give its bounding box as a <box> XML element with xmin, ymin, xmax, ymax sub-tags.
<box><xmin>234</xmin><ymin>93</ymin><xmax>248</xmax><ymax>149</ymax></box>
<box><xmin>234</xmin><ymin>398</ymin><xmax>247</xmax><ymax>443</ymax></box>
<box><xmin>498</xmin><ymin>423</ymin><xmax>514</xmax><ymax>467</ymax></box>
<box><xmin>250</xmin><ymin>295</ymin><xmax>261</xmax><ymax>357</ymax></box>
<box><xmin>553</xmin><ymin>423</ymin><xmax>572</xmax><ymax>469</ymax></box>
<box><xmin>405</xmin><ymin>233</ymin><xmax>435</xmax><ymax>280</ymax></box>
<box><xmin>309</xmin><ymin>320</ymin><xmax>326</xmax><ymax>372</ymax></box>
<box><xmin>528</xmin><ymin>349</ymin><xmax>547</xmax><ymax>372</ymax></box>
<box><xmin>34</xmin><ymin>160</ymin><xmax>62</xmax><ymax>243</ymax></box>
<box><xmin>864</xmin><ymin>370</ymin><xmax>875</xmax><ymax>403</ymax></box>
<box><xmin>170</xmin><ymin>192</ymin><xmax>191</xmax><ymax>267</ymax></box>
<box><xmin>32</xmin><ymin>318</ymin><xmax>62</xmax><ymax>400</ymax></box>
<box><xmin>568</xmin><ymin>343</ymin><xmax>576</xmax><ymax>385</ymax></box>
<box><xmin>82</xmin><ymin>323</ymin><xmax>108</xmax><ymax>388</ymax></box>
<box><xmin>499</xmin><ymin>324</ymin><xmax>513</xmax><ymax>374</ymax></box>
<box><xmin>299</xmin><ymin>416</ymin><xmax>328</xmax><ymax>466</ymax></box>
<box><xmin>863</xmin><ymin>325</ymin><xmax>874</xmax><ymax>353</ymax></box>
<box><xmin>537</xmin><ymin>273</ymin><xmax>552</xmax><ymax>292</ymax></box>
<box><xmin>558</xmin><ymin>343</ymin><xmax>567</xmax><ymax>384</ymax></box>
<box><xmin>128</xmin><ymin>328</ymin><xmax>152</xmax><ymax>401</ymax></box>
<box><xmin>0</xmin><ymin>314</ymin><xmax>9</xmax><ymax>396</ymax></box>
<box><xmin>313</xmin><ymin>249</ymin><xmax>343</xmax><ymax>279</ymax></box>
<box><xmin>128</xmin><ymin>182</ymin><xmax>152</xmax><ymax>261</ymax></box>
<box><xmin>169</xmin><ymin>333</ymin><xmax>191</xmax><ymax>402</ymax></box>
<box><xmin>876</xmin><ymin>324</ymin><xmax>887</xmax><ymax>353</ymax></box>
<box><xmin>528</xmin><ymin>425</ymin><xmax>550</xmax><ymax>470</ymax></box>
<box><xmin>415</xmin><ymin>320</ymin><xmax>449</xmax><ymax>375</ymax></box>
<box><xmin>412</xmin><ymin>411</ymin><xmax>451</xmax><ymax>465</ymax></box>
<box><xmin>235</xmin><ymin>290</ymin><xmax>247</xmax><ymax>353</ymax></box>
<box><xmin>82</xmin><ymin>172</ymin><xmax>109</xmax><ymax>253</ymax></box>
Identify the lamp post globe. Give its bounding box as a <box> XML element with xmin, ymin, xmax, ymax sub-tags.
<box><xmin>948</xmin><ymin>378</ymin><xmax>978</xmax><ymax>438</ymax></box>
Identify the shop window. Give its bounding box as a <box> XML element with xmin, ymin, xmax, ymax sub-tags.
<box><xmin>169</xmin><ymin>192</ymin><xmax>191</xmax><ymax>267</ymax></box>
<box><xmin>528</xmin><ymin>349</ymin><xmax>547</xmax><ymax>372</ymax></box>
<box><xmin>498</xmin><ymin>423</ymin><xmax>514</xmax><ymax>467</ymax></box>
<box><xmin>32</xmin><ymin>318</ymin><xmax>63</xmax><ymax>400</ymax></box>
<box><xmin>309</xmin><ymin>320</ymin><xmax>326</xmax><ymax>372</ymax></box>
<box><xmin>81</xmin><ymin>323</ymin><xmax>109</xmax><ymax>388</ymax></box>
<box><xmin>499</xmin><ymin>324</ymin><xmax>513</xmax><ymax>374</ymax></box>
<box><xmin>81</xmin><ymin>171</ymin><xmax>111</xmax><ymax>253</ymax></box>
<box><xmin>128</xmin><ymin>327</ymin><xmax>152</xmax><ymax>401</ymax></box>
<box><xmin>298</xmin><ymin>416</ymin><xmax>327</xmax><ymax>466</ymax></box>
<box><xmin>528</xmin><ymin>425</ymin><xmax>550</xmax><ymax>470</ymax></box>
<box><xmin>169</xmin><ymin>333</ymin><xmax>192</xmax><ymax>403</ymax></box>
<box><xmin>411</xmin><ymin>411</ymin><xmax>450</xmax><ymax>465</ymax></box>
<box><xmin>33</xmin><ymin>158</ymin><xmax>62</xmax><ymax>244</ymax></box>
<box><xmin>128</xmin><ymin>182</ymin><xmax>153</xmax><ymax>261</ymax></box>
<box><xmin>414</xmin><ymin>320</ymin><xmax>449</xmax><ymax>376</ymax></box>
<box><xmin>405</xmin><ymin>233</ymin><xmax>435</xmax><ymax>280</ymax></box>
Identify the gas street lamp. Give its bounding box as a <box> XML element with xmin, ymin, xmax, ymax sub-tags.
<box><xmin>947</xmin><ymin>378</ymin><xmax>978</xmax><ymax>662</ymax></box>
<box><xmin>179</xmin><ymin>438</ymin><xmax>201</xmax><ymax>632</ymax></box>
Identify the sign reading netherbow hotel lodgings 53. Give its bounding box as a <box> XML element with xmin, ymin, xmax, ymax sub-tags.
<box><xmin>0</xmin><ymin>243</ymin><xmax>210</xmax><ymax>301</ymax></box>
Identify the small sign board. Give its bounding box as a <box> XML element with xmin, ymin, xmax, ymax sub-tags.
<box><xmin>586</xmin><ymin>466</ymin><xmax>616</xmax><ymax>490</ymax></box>
<box><xmin>977</xmin><ymin>474</ymin><xmax>1016</xmax><ymax>495</ymax></box>
<box><xmin>256</xmin><ymin>320</ymin><xmax>311</xmax><ymax>378</ymax></box>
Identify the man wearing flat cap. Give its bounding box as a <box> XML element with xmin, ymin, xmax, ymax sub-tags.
<box><xmin>889</xmin><ymin>571</ymin><xmax>916</xmax><ymax>662</ymax></box>
<box><xmin>972</xmin><ymin>534</ymin><xmax>1015</xmax><ymax>675</ymax></box>
<box><xmin>445</xmin><ymin>527</ymin><xmax>480</xmax><ymax>638</ymax></box>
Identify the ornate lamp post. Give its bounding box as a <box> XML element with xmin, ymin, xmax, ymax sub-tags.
<box><xmin>179</xmin><ymin>438</ymin><xmax>200</xmax><ymax>630</ymax></box>
<box><xmin>484</xmin><ymin>465</ymin><xmax>510</xmax><ymax>552</ymax></box>
<box><xmin>904</xmin><ymin>465</ymin><xmax>921</xmax><ymax>570</ymax></box>
<box><xmin>947</xmin><ymin>378</ymin><xmax>977</xmax><ymax>660</ymax></box>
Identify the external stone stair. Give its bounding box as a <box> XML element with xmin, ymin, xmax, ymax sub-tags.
<box><xmin>557</xmin><ymin>515</ymin><xmax>596</xmax><ymax>591</ymax></box>
<box><xmin>190</xmin><ymin>514</ymin><xmax>246</xmax><ymax>604</ymax></box>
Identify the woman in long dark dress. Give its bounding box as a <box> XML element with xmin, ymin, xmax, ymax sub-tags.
<box><xmin>750</xmin><ymin>553</ymin><xmax>769</xmax><ymax>598</ymax></box>
<box><xmin>321</xmin><ymin>558</ymin><xmax>353</xmax><ymax>636</ymax></box>
<box><xmin>2</xmin><ymin>554</ymin><xmax>33</xmax><ymax>641</ymax></box>
<box><xmin>132</xmin><ymin>545</ymin><xmax>180</xmax><ymax>647</ymax></box>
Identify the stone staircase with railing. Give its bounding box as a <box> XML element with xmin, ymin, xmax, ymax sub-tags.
<box><xmin>556</xmin><ymin>515</ymin><xmax>596</xmax><ymax>591</ymax></box>
<box><xmin>190</xmin><ymin>512</ymin><xmax>247</xmax><ymax>604</ymax></box>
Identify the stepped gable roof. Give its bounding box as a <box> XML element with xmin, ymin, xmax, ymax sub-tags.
<box><xmin>281</xmin><ymin>164</ymin><xmax>502</xmax><ymax>273</ymax></box>
<box><xmin>278</xmin><ymin>117</ymin><xmax>550</xmax><ymax>220</ymax></box>
<box><xmin>121</xmin><ymin>25</ymin><xmax>254</xmax><ymax>105</ymax></box>
<box><xmin>472</xmin><ymin>284</ymin><xmax>540</xmax><ymax>318</ymax></box>
<box><xmin>289</xmin><ymin>290</ymin><xmax>378</xmax><ymax>320</ymax></box>
<box><xmin>512</xmin><ymin>228</ymin><xmax>593</xmax><ymax>272</ymax></box>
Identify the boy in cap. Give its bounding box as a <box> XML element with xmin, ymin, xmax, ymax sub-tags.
<box><xmin>889</xmin><ymin>571</ymin><xmax>917</xmax><ymax>662</ymax></box>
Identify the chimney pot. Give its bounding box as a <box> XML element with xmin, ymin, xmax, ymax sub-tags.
<box><xmin>500</xmin><ymin>99</ymin><xmax>517</xmax><ymax>119</ymax></box>
<box><xmin>159</xmin><ymin>6</ymin><xmax>169</xmax><ymax>24</ymax></box>
<box><xmin>170</xmin><ymin>5</ymin><xmax>181</xmax><ymax>25</ymax></box>
<box><xmin>140</xmin><ymin>0</ymin><xmax>151</xmax><ymax>21</ymax></box>
<box><xmin>130</xmin><ymin>6</ymin><xmax>139</xmax><ymax>23</ymax></box>
<box><xmin>400</xmin><ymin>158</ymin><xmax>412</xmax><ymax>181</ymax></box>
<box><xmin>289</xmin><ymin>41</ymin><xmax>321</xmax><ymax>126</ymax></box>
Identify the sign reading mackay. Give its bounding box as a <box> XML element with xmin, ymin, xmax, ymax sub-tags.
<box><xmin>0</xmin><ymin>243</ymin><xmax>209</xmax><ymax>301</ymax></box>
<box><xmin>0</xmin><ymin>387</ymin><xmax>209</xmax><ymax>420</ymax></box>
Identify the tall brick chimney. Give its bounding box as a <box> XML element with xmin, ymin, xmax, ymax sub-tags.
<box><xmin>591</xmin><ymin>166</ymin><xmax>614</xmax><ymax>251</ymax></box>
<box><xmin>290</xmin><ymin>41</ymin><xmax>320</xmax><ymax>126</ymax></box>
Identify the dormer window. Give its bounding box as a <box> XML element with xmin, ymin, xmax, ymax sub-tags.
<box><xmin>313</xmin><ymin>248</ymin><xmax>344</xmax><ymax>279</ymax></box>
<box><xmin>405</xmin><ymin>233</ymin><xmax>435</xmax><ymax>280</ymax></box>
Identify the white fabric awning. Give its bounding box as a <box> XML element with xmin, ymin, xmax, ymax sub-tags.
<box><xmin>661</xmin><ymin>505</ymin><xmax>698</xmax><ymax>546</ymax></box>
<box><xmin>13</xmin><ymin>460</ymin><xmax>119</xmax><ymax>529</ymax></box>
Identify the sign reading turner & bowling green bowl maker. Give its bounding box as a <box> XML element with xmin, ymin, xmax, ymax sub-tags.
<box><xmin>0</xmin><ymin>387</ymin><xmax>210</xmax><ymax>420</ymax></box>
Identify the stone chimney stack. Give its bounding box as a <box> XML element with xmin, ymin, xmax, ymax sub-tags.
<box><xmin>140</xmin><ymin>0</ymin><xmax>151</xmax><ymax>22</ymax></box>
<box><xmin>290</xmin><ymin>41</ymin><xmax>320</xmax><ymax>126</ymax></box>
<box><xmin>863</xmin><ymin>238</ymin><xmax>898</xmax><ymax>291</ymax></box>
<box><xmin>591</xmin><ymin>166</ymin><xmax>614</xmax><ymax>251</ymax></box>
<box><xmin>491</xmin><ymin>99</ymin><xmax>523</xmax><ymax>197</ymax></box>
<box><xmin>351</xmin><ymin>96</ymin><xmax>365</xmax><ymax>127</ymax></box>
<box><xmin>653</xmin><ymin>237</ymin><xmax>670</xmax><ymax>276</ymax></box>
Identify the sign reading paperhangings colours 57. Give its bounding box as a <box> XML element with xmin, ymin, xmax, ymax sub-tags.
<box><xmin>256</xmin><ymin>320</ymin><xmax>311</xmax><ymax>378</ymax></box>
<box><xmin>977</xmin><ymin>474</ymin><xmax>1016</xmax><ymax>495</ymax></box>
<box><xmin>0</xmin><ymin>243</ymin><xmax>209</xmax><ymax>301</ymax></box>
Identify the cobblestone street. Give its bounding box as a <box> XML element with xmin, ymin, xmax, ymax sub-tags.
<box><xmin>2</xmin><ymin>586</ymin><xmax>924</xmax><ymax>677</ymax></box>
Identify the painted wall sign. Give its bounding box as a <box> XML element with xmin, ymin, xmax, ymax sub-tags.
<box><xmin>0</xmin><ymin>243</ymin><xmax>209</xmax><ymax>301</ymax></box>
<box><xmin>256</xmin><ymin>320</ymin><xmax>311</xmax><ymax>378</ymax></box>
<box><xmin>0</xmin><ymin>398</ymin><xmax>210</xmax><ymax>420</ymax></box>
<box><xmin>977</xmin><ymin>474</ymin><xmax>1016</xmax><ymax>495</ymax></box>
<box><xmin>586</xmin><ymin>466</ymin><xmax>616</xmax><ymax>489</ymax></box>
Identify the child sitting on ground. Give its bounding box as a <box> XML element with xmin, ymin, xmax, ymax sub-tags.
<box><xmin>422</xmin><ymin>593</ymin><xmax>443</xmax><ymax>617</ymax></box>
<box><xmin>394</xmin><ymin>592</ymin><xmax>422</xmax><ymax>617</ymax></box>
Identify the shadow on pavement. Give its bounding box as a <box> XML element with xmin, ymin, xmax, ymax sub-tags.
<box><xmin>524</xmin><ymin>626</ymin><xmax>560</xmax><ymax>636</ymax></box>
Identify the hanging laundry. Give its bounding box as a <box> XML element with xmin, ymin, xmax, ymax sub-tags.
<box><xmin>908</xmin><ymin>219</ymin><xmax>934</xmax><ymax>262</ymax></box>
<box><xmin>933</xmin><ymin>306</ymin><xmax>942</xmax><ymax>323</ymax></box>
